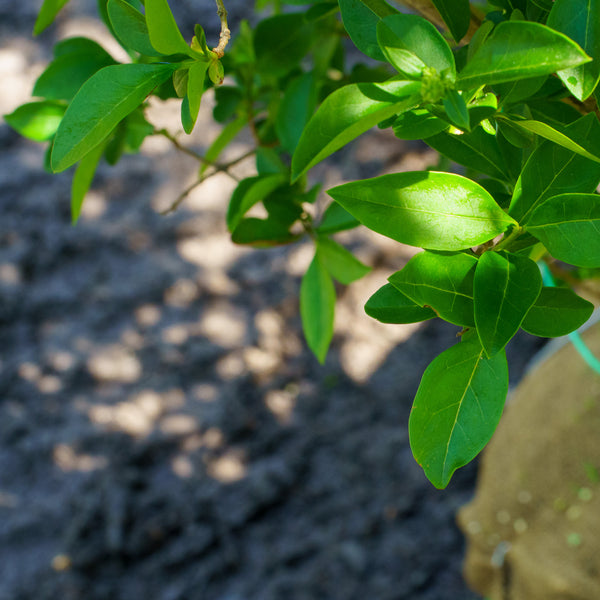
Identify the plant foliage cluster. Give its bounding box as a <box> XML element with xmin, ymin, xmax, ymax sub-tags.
<box><xmin>6</xmin><ymin>0</ymin><xmax>600</xmax><ymax>488</ymax></box>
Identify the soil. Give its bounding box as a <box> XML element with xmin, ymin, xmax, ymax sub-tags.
<box><xmin>0</xmin><ymin>2</ymin><xmax>546</xmax><ymax>599</ymax></box>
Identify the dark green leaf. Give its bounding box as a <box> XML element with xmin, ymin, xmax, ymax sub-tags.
<box><xmin>328</xmin><ymin>171</ymin><xmax>516</xmax><ymax>251</ymax></box>
<box><xmin>107</xmin><ymin>0</ymin><xmax>158</xmax><ymax>56</ymax></box>
<box><xmin>527</xmin><ymin>100</ymin><xmax>582</xmax><ymax>128</ymax></box>
<box><xmin>200</xmin><ymin>116</ymin><xmax>245</xmax><ymax>177</ymax></box>
<box><xmin>231</xmin><ymin>217</ymin><xmax>300</xmax><ymax>247</ymax></box>
<box><xmin>145</xmin><ymin>0</ymin><xmax>198</xmax><ymax>57</ymax></box>
<box><xmin>392</xmin><ymin>109</ymin><xmax>448</xmax><ymax>140</ymax></box>
<box><xmin>34</xmin><ymin>0</ymin><xmax>70</xmax><ymax>35</ymax></box>
<box><xmin>291</xmin><ymin>79</ymin><xmax>421</xmax><ymax>181</ymax></box>
<box><xmin>443</xmin><ymin>90</ymin><xmax>470</xmax><ymax>130</ymax></box>
<box><xmin>430</xmin><ymin>0</ymin><xmax>470</xmax><ymax>42</ymax></box>
<box><xmin>51</xmin><ymin>63</ymin><xmax>176</xmax><ymax>172</ymax></box>
<box><xmin>365</xmin><ymin>283</ymin><xmax>436</xmax><ymax>324</ymax></box>
<box><xmin>71</xmin><ymin>143</ymin><xmax>104</xmax><ymax>224</ymax></box>
<box><xmin>458</xmin><ymin>21</ymin><xmax>591</xmax><ymax>89</ymax></box>
<box><xmin>4</xmin><ymin>101</ymin><xmax>65</xmax><ymax>142</ymax></box>
<box><xmin>376</xmin><ymin>14</ymin><xmax>455</xmax><ymax>79</ymax></box>
<box><xmin>467</xmin><ymin>92</ymin><xmax>498</xmax><ymax>127</ymax></box>
<box><xmin>527</xmin><ymin>193</ymin><xmax>600</xmax><ymax>267</ymax></box>
<box><xmin>547</xmin><ymin>0</ymin><xmax>600</xmax><ymax>100</ymax></box>
<box><xmin>521</xmin><ymin>287</ymin><xmax>594</xmax><ymax>337</ymax></box>
<box><xmin>316</xmin><ymin>201</ymin><xmax>360</xmax><ymax>234</ymax></box>
<box><xmin>316</xmin><ymin>237</ymin><xmax>371</xmax><ymax>284</ymax></box>
<box><xmin>494</xmin><ymin>76</ymin><xmax>547</xmax><ymax>105</ymax></box>
<box><xmin>474</xmin><ymin>251</ymin><xmax>542</xmax><ymax>357</ymax></box>
<box><xmin>301</xmin><ymin>254</ymin><xmax>336</xmax><ymax>363</ymax></box>
<box><xmin>409</xmin><ymin>336</ymin><xmax>509</xmax><ymax>489</ymax></box>
<box><xmin>389</xmin><ymin>251</ymin><xmax>478</xmax><ymax>327</ymax></box>
<box><xmin>213</xmin><ymin>86</ymin><xmax>243</xmax><ymax>123</ymax></box>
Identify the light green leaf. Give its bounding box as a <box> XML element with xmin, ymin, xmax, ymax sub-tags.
<box><xmin>34</xmin><ymin>0</ymin><xmax>70</xmax><ymax>35</ymax></box>
<box><xmin>4</xmin><ymin>101</ymin><xmax>65</xmax><ymax>142</ymax></box>
<box><xmin>328</xmin><ymin>171</ymin><xmax>516</xmax><ymax>251</ymax></box>
<box><xmin>291</xmin><ymin>79</ymin><xmax>421</xmax><ymax>182</ymax></box>
<box><xmin>430</xmin><ymin>0</ymin><xmax>470</xmax><ymax>42</ymax></box>
<box><xmin>409</xmin><ymin>337</ymin><xmax>509</xmax><ymax>489</ymax></box>
<box><xmin>145</xmin><ymin>0</ymin><xmax>198</xmax><ymax>57</ymax></box>
<box><xmin>389</xmin><ymin>251</ymin><xmax>478</xmax><ymax>327</ymax></box>
<box><xmin>547</xmin><ymin>0</ymin><xmax>600</xmax><ymax>100</ymax></box>
<box><xmin>300</xmin><ymin>254</ymin><xmax>336</xmax><ymax>363</ymax></box>
<box><xmin>509</xmin><ymin>113</ymin><xmax>600</xmax><ymax>223</ymax></box>
<box><xmin>458</xmin><ymin>21</ymin><xmax>591</xmax><ymax>89</ymax></box>
<box><xmin>443</xmin><ymin>90</ymin><xmax>470</xmax><ymax>130</ymax></box>
<box><xmin>107</xmin><ymin>0</ymin><xmax>158</xmax><ymax>56</ymax></box>
<box><xmin>527</xmin><ymin>193</ymin><xmax>600</xmax><ymax>267</ymax></box>
<box><xmin>521</xmin><ymin>287</ymin><xmax>594</xmax><ymax>337</ymax></box>
<box><xmin>71</xmin><ymin>143</ymin><xmax>104</xmax><ymax>224</ymax></box>
<box><xmin>51</xmin><ymin>63</ymin><xmax>175</xmax><ymax>172</ymax></box>
<box><xmin>376</xmin><ymin>14</ymin><xmax>455</xmax><ymax>79</ymax></box>
<box><xmin>365</xmin><ymin>283</ymin><xmax>436</xmax><ymax>324</ymax></box>
<box><xmin>184</xmin><ymin>60</ymin><xmax>209</xmax><ymax>133</ymax></box>
<box><xmin>474</xmin><ymin>251</ymin><xmax>542</xmax><ymax>357</ymax></box>
<box><xmin>316</xmin><ymin>237</ymin><xmax>371</xmax><ymax>284</ymax></box>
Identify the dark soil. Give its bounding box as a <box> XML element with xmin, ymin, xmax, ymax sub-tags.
<box><xmin>0</xmin><ymin>2</ymin><xmax>546</xmax><ymax>599</ymax></box>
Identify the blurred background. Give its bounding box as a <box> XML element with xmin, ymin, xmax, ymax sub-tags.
<box><xmin>0</xmin><ymin>1</ymin><xmax>545</xmax><ymax>598</ymax></box>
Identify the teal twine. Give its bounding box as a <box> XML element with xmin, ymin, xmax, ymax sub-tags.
<box><xmin>538</xmin><ymin>262</ymin><xmax>600</xmax><ymax>375</ymax></box>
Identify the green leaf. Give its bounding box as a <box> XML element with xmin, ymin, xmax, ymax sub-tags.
<box><xmin>231</xmin><ymin>217</ymin><xmax>300</xmax><ymax>247</ymax></box>
<box><xmin>547</xmin><ymin>0</ymin><xmax>600</xmax><ymax>100</ymax></box>
<box><xmin>254</xmin><ymin>13</ymin><xmax>315</xmax><ymax>76</ymax></box>
<box><xmin>107</xmin><ymin>0</ymin><xmax>158</xmax><ymax>56</ymax></box>
<box><xmin>300</xmin><ymin>254</ymin><xmax>336</xmax><ymax>363</ymax></box>
<box><xmin>376</xmin><ymin>14</ymin><xmax>455</xmax><ymax>79</ymax></box>
<box><xmin>474</xmin><ymin>251</ymin><xmax>542</xmax><ymax>357</ymax></box>
<box><xmin>51</xmin><ymin>63</ymin><xmax>176</xmax><ymax>172</ymax></box>
<box><xmin>4</xmin><ymin>101</ymin><xmax>65</xmax><ymax>142</ymax></box>
<box><xmin>494</xmin><ymin>76</ymin><xmax>547</xmax><ymax>106</ymax></box>
<box><xmin>226</xmin><ymin>174</ymin><xmax>287</xmax><ymax>232</ymax></box>
<box><xmin>328</xmin><ymin>171</ymin><xmax>516</xmax><ymax>251</ymax></box>
<box><xmin>430</xmin><ymin>0</ymin><xmax>470</xmax><ymax>42</ymax></box>
<box><xmin>71</xmin><ymin>143</ymin><xmax>104</xmax><ymax>224</ymax></box>
<box><xmin>509</xmin><ymin>113</ymin><xmax>600</xmax><ymax>223</ymax></box>
<box><xmin>184</xmin><ymin>60</ymin><xmax>209</xmax><ymax>133</ymax></box>
<box><xmin>458</xmin><ymin>21</ymin><xmax>591</xmax><ymax>89</ymax></box>
<box><xmin>316</xmin><ymin>237</ymin><xmax>371</xmax><ymax>284</ymax></box>
<box><xmin>276</xmin><ymin>72</ymin><xmax>318</xmax><ymax>154</ymax></box>
<box><xmin>32</xmin><ymin>38</ymin><xmax>116</xmax><ymax>101</ymax></box>
<box><xmin>200</xmin><ymin>116</ymin><xmax>246</xmax><ymax>177</ymax></box>
<box><xmin>443</xmin><ymin>90</ymin><xmax>470</xmax><ymax>130</ymax></box>
<box><xmin>527</xmin><ymin>100</ymin><xmax>582</xmax><ymax>129</ymax></box>
<box><xmin>521</xmin><ymin>287</ymin><xmax>594</xmax><ymax>337</ymax></box>
<box><xmin>527</xmin><ymin>193</ymin><xmax>600</xmax><ymax>267</ymax></box>
<box><xmin>502</xmin><ymin>119</ymin><xmax>600</xmax><ymax>163</ymax></box>
<box><xmin>145</xmin><ymin>0</ymin><xmax>198</xmax><ymax>57</ymax></box>
<box><xmin>392</xmin><ymin>108</ymin><xmax>449</xmax><ymax>140</ymax></box>
<box><xmin>34</xmin><ymin>0</ymin><xmax>70</xmax><ymax>35</ymax></box>
<box><xmin>389</xmin><ymin>251</ymin><xmax>478</xmax><ymax>327</ymax></box>
<box><xmin>425</xmin><ymin>127</ymin><xmax>509</xmax><ymax>181</ymax></box>
<box><xmin>365</xmin><ymin>283</ymin><xmax>436</xmax><ymax>324</ymax></box>
<box><xmin>316</xmin><ymin>201</ymin><xmax>360</xmax><ymax>234</ymax></box>
<box><xmin>291</xmin><ymin>79</ymin><xmax>421</xmax><ymax>181</ymax></box>
<box><xmin>409</xmin><ymin>336</ymin><xmax>509</xmax><ymax>489</ymax></box>
<box><xmin>338</xmin><ymin>0</ymin><xmax>397</xmax><ymax>61</ymax></box>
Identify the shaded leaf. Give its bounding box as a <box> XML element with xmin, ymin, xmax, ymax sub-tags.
<box><xmin>430</xmin><ymin>0</ymin><xmax>470</xmax><ymax>42</ymax></box>
<box><xmin>316</xmin><ymin>237</ymin><xmax>371</xmax><ymax>284</ymax></box>
<box><xmin>365</xmin><ymin>283</ymin><xmax>436</xmax><ymax>324</ymax></box>
<box><xmin>71</xmin><ymin>143</ymin><xmax>104</xmax><ymax>224</ymax></box>
<box><xmin>107</xmin><ymin>0</ymin><xmax>158</xmax><ymax>56</ymax></box>
<box><xmin>34</xmin><ymin>0</ymin><xmax>70</xmax><ymax>35</ymax></box>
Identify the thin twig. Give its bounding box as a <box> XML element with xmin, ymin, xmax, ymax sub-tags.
<box><xmin>213</xmin><ymin>0</ymin><xmax>231</xmax><ymax>58</ymax></box>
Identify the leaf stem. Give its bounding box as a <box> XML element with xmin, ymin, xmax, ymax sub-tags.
<box><xmin>213</xmin><ymin>0</ymin><xmax>231</xmax><ymax>58</ymax></box>
<box><xmin>493</xmin><ymin>225</ymin><xmax>521</xmax><ymax>252</ymax></box>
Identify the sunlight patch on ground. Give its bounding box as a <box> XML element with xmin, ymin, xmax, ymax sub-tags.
<box><xmin>53</xmin><ymin>443</ymin><xmax>108</xmax><ymax>472</ymax></box>
<box><xmin>87</xmin><ymin>345</ymin><xmax>142</xmax><ymax>383</ymax></box>
<box><xmin>206</xmin><ymin>449</ymin><xmax>247</xmax><ymax>483</ymax></box>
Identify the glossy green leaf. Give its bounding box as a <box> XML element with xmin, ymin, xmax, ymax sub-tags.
<box><xmin>51</xmin><ymin>63</ymin><xmax>176</xmax><ymax>172</ymax></box>
<box><xmin>365</xmin><ymin>283</ymin><xmax>436</xmax><ymax>324</ymax></box>
<box><xmin>509</xmin><ymin>113</ymin><xmax>600</xmax><ymax>223</ymax></box>
<box><xmin>328</xmin><ymin>171</ymin><xmax>516</xmax><ymax>251</ymax></box>
<box><xmin>495</xmin><ymin>76</ymin><xmax>547</xmax><ymax>106</ymax></box>
<box><xmin>527</xmin><ymin>193</ymin><xmax>600</xmax><ymax>267</ymax></box>
<box><xmin>443</xmin><ymin>90</ymin><xmax>470</xmax><ymax>130</ymax></box>
<box><xmin>226</xmin><ymin>174</ymin><xmax>287</xmax><ymax>232</ymax></box>
<box><xmin>389</xmin><ymin>251</ymin><xmax>478</xmax><ymax>327</ymax></box>
<box><xmin>425</xmin><ymin>128</ymin><xmax>509</xmax><ymax>181</ymax></box>
<box><xmin>467</xmin><ymin>92</ymin><xmax>497</xmax><ymax>127</ymax></box>
<box><xmin>338</xmin><ymin>0</ymin><xmax>397</xmax><ymax>61</ymax></box>
<box><xmin>107</xmin><ymin>0</ymin><xmax>158</xmax><ymax>56</ymax></box>
<box><xmin>291</xmin><ymin>79</ymin><xmax>420</xmax><ymax>181</ymax></box>
<box><xmin>145</xmin><ymin>0</ymin><xmax>197</xmax><ymax>57</ymax></box>
<box><xmin>521</xmin><ymin>287</ymin><xmax>594</xmax><ymax>337</ymax></box>
<box><xmin>458</xmin><ymin>21</ymin><xmax>591</xmax><ymax>89</ymax></box>
<box><xmin>33</xmin><ymin>39</ymin><xmax>116</xmax><ymax>101</ymax></box>
<box><xmin>392</xmin><ymin>109</ymin><xmax>448</xmax><ymax>140</ymax></box>
<box><xmin>376</xmin><ymin>14</ymin><xmax>455</xmax><ymax>79</ymax></box>
<box><xmin>430</xmin><ymin>0</ymin><xmax>470</xmax><ymax>42</ymax></box>
<box><xmin>316</xmin><ymin>237</ymin><xmax>371</xmax><ymax>284</ymax></box>
<box><xmin>4</xmin><ymin>101</ymin><xmax>65</xmax><ymax>142</ymax></box>
<box><xmin>474</xmin><ymin>251</ymin><xmax>542</xmax><ymax>357</ymax></box>
<box><xmin>316</xmin><ymin>201</ymin><xmax>360</xmax><ymax>234</ymax></box>
<box><xmin>184</xmin><ymin>60</ymin><xmax>209</xmax><ymax>133</ymax></box>
<box><xmin>71</xmin><ymin>143</ymin><xmax>104</xmax><ymax>224</ymax></box>
<box><xmin>276</xmin><ymin>72</ymin><xmax>318</xmax><ymax>154</ymax></box>
<box><xmin>409</xmin><ymin>337</ymin><xmax>509</xmax><ymax>489</ymax></box>
<box><xmin>34</xmin><ymin>0</ymin><xmax>70</xmax><ymax>35</ymax></box>
<box><xmin>547</xmin><ymin>0</ymin><xmax>600</xmax><ymax>100</ymax></box>
<box><xmin>300</xmin><ymin>254</ymin><xmax>336</xmax><ymax>363</ymax></box>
